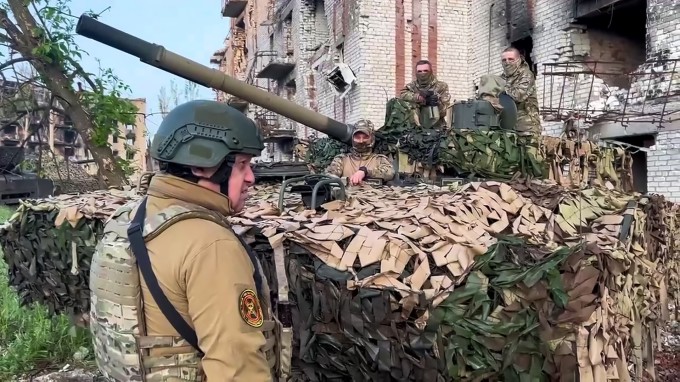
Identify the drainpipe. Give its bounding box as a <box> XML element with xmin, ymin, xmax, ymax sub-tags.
<box><xmin>487</xmin><ymin>3</ymin><xmax>495</xmax><ymax>73</ymax></box>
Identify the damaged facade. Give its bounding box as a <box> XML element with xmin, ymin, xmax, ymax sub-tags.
<box><xmin>211</xmin><ymin>0</ymin><xmax>470</xmax><ymax>162</ymax></box>
<box><xmin>212</xmin><ymin>0</ymin><xmax>680</xmax><ymax>201</ymax></box>
<box><xmin>0</xmin><ymin>82</ymin><xmax>149</xmax><ymax>179</ymax></box>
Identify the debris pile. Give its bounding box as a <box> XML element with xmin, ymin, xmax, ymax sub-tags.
<box><xmin>22</xmin><ymin>153</ymin><xmax>102</xmax><ymax>194</ymax></box>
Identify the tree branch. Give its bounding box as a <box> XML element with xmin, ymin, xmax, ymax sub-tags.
<box><xmin>0</xmin><ymin>56</ymin><xmax>32</xmax><ymax>71</ymax></box>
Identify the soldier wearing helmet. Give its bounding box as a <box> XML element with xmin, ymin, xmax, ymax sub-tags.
<box><xmin>325</xmin><ymin>119</ymin><xmax>395</xmax><ymax>185</ymax></box>
<box><xmin>89</xmin><ymin>100</ymin><xmax>283</xmax><ymax>381</ymax></box>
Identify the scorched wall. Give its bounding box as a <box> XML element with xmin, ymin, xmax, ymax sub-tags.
<box><xmin>213</xmin><ymin>0</ymin><xmax>680</xmax><ymax>201</ymax></box>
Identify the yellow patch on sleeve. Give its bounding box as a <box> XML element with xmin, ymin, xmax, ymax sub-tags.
<box><xmin>238</xmin><ymin>289</ymin><xmax>264</xmax><ymax>328</ymax></box>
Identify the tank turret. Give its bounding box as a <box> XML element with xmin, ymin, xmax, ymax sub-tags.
<box><xmin>75</xmin><ymin>15</ymin><xmax>354</xmax><ymax>145</ymax></box>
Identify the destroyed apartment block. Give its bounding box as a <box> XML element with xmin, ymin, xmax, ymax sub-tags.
<box><xmin>221</xmin><ymin>0</ymin><xmax>247</xmax><ymax>18</ymax></box>
<box><xmin>540</xmin><ymin>0</ymin><xmax>679</xmax><ymax>130</ymax></box>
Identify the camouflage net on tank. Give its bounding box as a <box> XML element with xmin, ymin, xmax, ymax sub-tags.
<box><xmin>304</xmin><ymin>98</ymin><xmax>635</xmax><ymax>192</ymax></box>
<box><xmin>236</xmin><ymin>182</ymin><xmax>680</xmax><ymax>381</ymax></box>
<box><xmin>0</xmin><ymin>189</ymin><xmax>140</xmax><ymax>315</ymax></box>
<box><xmin>21</xmin><ymin>152</ymin><xmax>102</xmax><ymax>194</ymax></box>
<box><xmin>1</xmin><ymin>179</ymin><xmax>678</xmax><ymax>381</ymax></box>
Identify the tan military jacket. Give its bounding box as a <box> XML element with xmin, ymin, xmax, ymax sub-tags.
<box><xmin>141</xmin><ymin>174</ymin><xmax>272</xmax><ymax>381</ymax></box>
<box><xmin>501</xmin><ymin>61</ymin><xmax>541</xmax><ymax>134</ymax></box>
<box><xmin>324</xmin><ymin>152</ymin><xmax>395</xmax><ymax>182</ymax></box>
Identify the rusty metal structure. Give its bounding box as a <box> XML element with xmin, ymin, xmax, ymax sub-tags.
<box><xmin>540</xmin><ymin>58</ymin><xmax>680</xmax><ymax>128</ymax></box>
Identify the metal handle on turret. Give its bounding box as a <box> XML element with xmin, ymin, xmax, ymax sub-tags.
<box><xmin>75</xmin><ymin>15</ymin><xmax>355</xmax><ymax>145</ymax></box>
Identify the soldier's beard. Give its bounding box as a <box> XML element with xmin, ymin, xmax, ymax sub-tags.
<box><xmin>416</xmin><ymin>72</ymin><xmax>434</xmax><ymax>87</ymax></box>
<box><xmin>502</xmin><ymin>61</ymin><xmax>520</xmax><ymax>76</ymax></box>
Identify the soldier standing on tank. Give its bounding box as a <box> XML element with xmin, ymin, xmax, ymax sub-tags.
<box><xmin>89</xmin><ymin>100</ymin><xmax>281</xmax><ymax>381</ymax></box>
<box><xmin>500</xmin><ymin>47</ymin><xmax>541</xmax><ymax>135</ymax></box>
<box><xmin>399</xmin><ymin>59</ymin><xmax>452</xmax><ymax>128</ymax></box>
<box><xmin>325</xmin><ymin>119</ymin><xmax>395</xmax><ymax>185</ymax></box>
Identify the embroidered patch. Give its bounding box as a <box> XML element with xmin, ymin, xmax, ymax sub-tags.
<box><xmin>239</xmin><ymin>289</ymin><xmax>264</xmax><ymax>328</ymax></box>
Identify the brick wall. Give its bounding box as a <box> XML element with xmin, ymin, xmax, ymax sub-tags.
<box><xmin>213</xmin><ymin>0</ymin><xmax>680</xmax><ymax>201</ymax></box>
<box><xmin>648</xmin><ymin>130</ymin><xmax>680</xmax><ymax>201</ymax></box>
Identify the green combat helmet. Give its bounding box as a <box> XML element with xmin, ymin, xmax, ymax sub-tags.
<box><xmin>351</xmin><ymin>119</ymin><xmax>376</xmax><ymax>154</ymax></box>
<box><xmin>151</xmin><ymin>99</ymin><xmax>264</xmax><ymax>167</ymax></box>
<box><xmin>150</xmin><ymin>100</ymin><xmax>265</xmax><ymax>192</ymax></box>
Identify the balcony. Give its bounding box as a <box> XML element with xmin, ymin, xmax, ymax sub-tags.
<box><xmin>255</xmin><ymin>51</ymin><xmax>295</xmax><ymax>80</ymax></box>
<box><xmin>222</xmin><ymin>0</ymin><xmax>247</xmax><ymax>18</ymax></box>
<box><xmin>210</xmin><ymin>47</ymin><xmax>226</xmax><ymax>65</ymax></box>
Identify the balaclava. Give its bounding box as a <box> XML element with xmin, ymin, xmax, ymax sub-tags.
<box><xmin>351</xmin><ymin>119</ymin><xmax>375</xmax><ymax>157</ymax></box>
<box><xmin>502</xmin><ymin>58</ymin><xmax>522</xmax><ymax>77</ymax></box>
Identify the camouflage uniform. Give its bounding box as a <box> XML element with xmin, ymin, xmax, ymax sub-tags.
<box><xmin>399</xmin><ymin>73</ymin><xmax>451</xmax><ymax>128</ymax></box>
<box><xmin>501</xmin><ymin>59</ymin><xmax>541</xmax><ymax>135</ymax></box>
<box><xmin>89</xmin><ymin>100</ymin><xmax>282</xmax><ymax>381</ymax></box>
<box><xmin>477</xmin><ymin>74</ymin><xmax>506</xmax><ymax>112</ymax></box>
<box><xmin>325</xmin><ymin>119</ymin><xmax>395</xmax><ymax>182</ymax></box>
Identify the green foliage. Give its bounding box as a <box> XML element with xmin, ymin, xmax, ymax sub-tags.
<box><xmin>5</xmin><ymin>0</ymin><xmax>139</xmax><ymax>167</ymax></box>
<box><xmin>0</xmin><ymin>206</ymin><xmax>93</xmax><ymax>379</ymax></box>
<box><xmin>431</xmin><ymin>238</ymin><xmax>576</xmax><ymax>381</ymax></box>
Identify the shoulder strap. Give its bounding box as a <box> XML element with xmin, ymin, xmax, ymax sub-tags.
<box><xmin>126</xmin><ymin>197</ymin><xmax>264</xmax><ymax>356</ymax></box>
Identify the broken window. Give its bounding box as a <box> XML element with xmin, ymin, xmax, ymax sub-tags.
<box><xmin>313</xmin><ymin>0</ymin><xmax>329</xmax><ymax>49</ymax></box>
<box><xmin>64</xmin><ymin>147</ymin><xmax>75</xmax><ymax>158</ymax></box>
<box><xmin>324</xmin><ymin>62</ymin><xmax>357</xmax><ymax>98</ymax></box>
<box><xmin>574</xmin><ymin>0</ymin><xmax>647</xmax><ymax>88</ymax></box>
<box><xmin>604</xmin><ymin>134</ymin><xmax>653</xmax><ymax>193</ymax></box>
<box><xmin>512</xmin><ymin>36</ymin><xmax>536</xmax><ymax>75</ymax></box>
<box><xmin>63</xmin><ymin>129</ymin><xmax>77</xmax><ymax>144</ymax></box>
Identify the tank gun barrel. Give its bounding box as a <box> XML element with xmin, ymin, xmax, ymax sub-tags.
<box><xmin>75</xmin><ymin>15</ymin><xmax>354</xmax><ymax>145</ymax></box>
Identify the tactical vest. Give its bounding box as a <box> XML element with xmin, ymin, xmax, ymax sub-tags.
<box><xmin>89</xmin><ymin>198</ymin><xmax>281</xmax><ymax>381</ymax></box>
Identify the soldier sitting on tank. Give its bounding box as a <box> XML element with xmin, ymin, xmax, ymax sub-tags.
<box><xmin>325</xmin><ymin>119</ymin><xmax>395</xmax><ymax>186</ymax></box>
<box><xmin>500</xmin><ymin>47</ymin><xmax>541</xmax><ymax>135</ymax></box>
<box><xmin>399</xmin><ymin>59</ymin><xmax>452</xmax><ymax>128</ymax></box>
<box><xmin>88</xmin><ymin>100</ymin><xmax>281</xmax><ymax>381</ymax></box>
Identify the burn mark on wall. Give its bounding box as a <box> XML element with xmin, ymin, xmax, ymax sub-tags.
<box><xmin>396</xmin><ymin>0</ymin><xmax>406</xmax><ymax>95</ymax></box>
<box><xmin>428</xmin><ymin>0</ymin><xmax>438</xmax><ymax>73</ymax></box>
<box><xmin>412</xmin><ymin>0</ymin><xmax>422</xmax><ymax>69</ymax></box>
<box><xmin>505</xmin><ymin>0</ymin><xmax>533</xmax><ymax>42</ymax></box>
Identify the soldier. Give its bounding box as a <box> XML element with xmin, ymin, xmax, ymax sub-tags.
<box><xmin>89</xmin><ymin>100</ymin><xmax>282</xmax><ymax>381</ymax></box>
<box><xmin>399</xmin><ymin>59</ymin><xmax>452</xmax><ymax>128</ymax></box>
<box><xmin>325</xmin><ymin>119</ymin><xmax>395</xmax><ymax>185</ymax></box>
<box><xmin>500</xmin><ymin>47</ymin><xmax>541</xmax><ymax>135</ymax></box>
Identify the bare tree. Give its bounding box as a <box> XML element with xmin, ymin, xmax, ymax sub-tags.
<box><xmin>157</xmin><ymin>79</ymin><xmax>200</xmax><ymax>118</ymax></box>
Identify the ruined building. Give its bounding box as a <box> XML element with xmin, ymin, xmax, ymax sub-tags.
<box><xmin>211</xmin><ymin>0</ymin><xmax>680</xmax><ymax>201</ymax></box>
<box><xmin>0</xmin><ymin>80</ymin><xmax>149</xmax><ymax>179</ymax></box>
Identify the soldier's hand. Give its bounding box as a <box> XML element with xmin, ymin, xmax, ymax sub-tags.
<box><xmin>350</xmin><ymin>170</ymin><xmax>365</xmax><ymax>185</ymax></box>
<box><xmin>415</xmin><ymin>94</ymin><xmax>425</xmax><ymax>104</ymax></box>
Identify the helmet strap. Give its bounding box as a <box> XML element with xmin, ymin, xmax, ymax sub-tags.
<box><xmin>208</xmin><ymin>156</ymin><xmax>235</xmax><ymax>195</ymax></box>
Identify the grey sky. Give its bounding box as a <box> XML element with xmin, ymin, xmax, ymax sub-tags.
<box><xmin>69</xmin><ymin>1</ymin><xmax>229</xmax><ymax>135</ymax></box>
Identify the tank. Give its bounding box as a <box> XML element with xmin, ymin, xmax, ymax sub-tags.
<box><xmin>0</xmin><ymin>146</ymin><xmax>53</xmax><ymax>205</ymax></box>
<box><xmin>0</xmin><ymin>14</ymin><xmax>672</xmax><ymax>382</ymax></box>
<box><xmin>75</xmin><ymin>15</ymin><xmax>526</xmax><ymax>185</ymax></box>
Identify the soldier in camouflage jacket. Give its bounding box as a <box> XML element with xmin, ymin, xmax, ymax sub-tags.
<box><xmin>399</xmin><ymin>59</ymin><xmax>451</xmax><ymax>128</ymax></box>
<box><xmin>500</xmin><ymin>47</ymin><xmax>541</xmax><ymax>135</ymax></box>
<box><xmin>325</xmin><ymin>119</ymin><xmax>395</xmax><ymax>185</ymax></box>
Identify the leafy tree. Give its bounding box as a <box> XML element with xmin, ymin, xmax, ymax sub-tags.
<box><xmin>0</xmin><ymin>0</ymin><xmax>139</xmax><ymax>187</ymax></box>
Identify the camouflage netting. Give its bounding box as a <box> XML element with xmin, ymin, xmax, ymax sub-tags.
<box><xmin>304</xmin><ymin>98</ymin><xmax>634</xmax><ymax>191</ymax></box>
<box><xmin>0</xmin><ymin>190</ymin><xmax>139</xmax><ymax>315</ymax></box>
<box><xmin>21</xmin><ymin>152</ymin><xmax>102</xmax><ymax>194</ymax></box>
<box><xmin>1</xmin><ymin>179</ymin><xmax>679</xmax><ymax>381</ymax></box>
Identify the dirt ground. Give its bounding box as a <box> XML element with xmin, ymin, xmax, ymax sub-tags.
<box><xmin>655</xmin><ymin>352</ymin><xmax>680</xmax><ymax>382</ymax></box>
